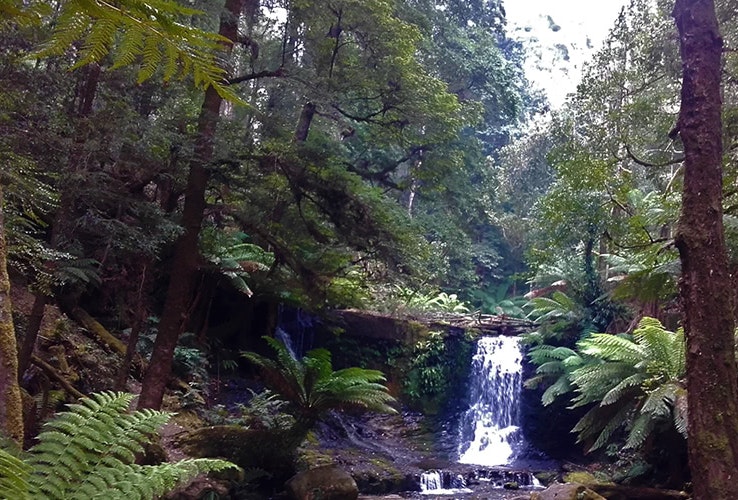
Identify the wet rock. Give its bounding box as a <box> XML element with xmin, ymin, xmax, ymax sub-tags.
<box><xmin>286</xmin><ymin>465</ymin><xmax>359</xmax><ymax>500</ymax></box>
<box><xmin>504</xmin><ymin>481</ymin><xmax>520</xmax><ymax>489</ymax></box>
<box><xmin>531</xmin><ymin>483</ymin><xmax>606</xmax><ymax>500</ymax></box>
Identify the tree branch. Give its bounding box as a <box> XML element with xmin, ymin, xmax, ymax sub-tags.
<box><xmin>625</xmin><ymin>143</ymin><xmax>684</xmax><ymax>168</ymax></box>
<box><xmin>226</xmin><ymin>68</ymin><xmax>285</xmax><ymax>85</ymax></box>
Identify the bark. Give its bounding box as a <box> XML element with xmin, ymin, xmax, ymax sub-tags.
<box><xmin>17</xmin><ymin>293</ymin><xmax>47</xmax><ymax>378</ymax></box>
<box><xmin>294</xmin><ymin>102</ymin><xmax>316</xmax><ymax>142</ymax></box>
<box><xmin>672</xmin><ymin>0</ymin><xmax>738</xmax><ymax>497</ymax></box>
<box><xmin>0</xmin><ymin>186</ymin><xmax>24</xmax><ymax>443</ymax></box>
<box><xmin>137</xmin><ymin>0</ymin><xmax>246</xmax><ymax>409</ymax></box>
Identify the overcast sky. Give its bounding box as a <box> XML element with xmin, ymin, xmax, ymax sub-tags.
<box><xmin>503</xmin><ymin>0</ymin><xmax>630</xmax><ymax>107</ymax></box>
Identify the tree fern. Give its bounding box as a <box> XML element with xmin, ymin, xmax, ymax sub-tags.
<box><xmin>242</xmin><ymin>337</ymin><xmax>397</xmax><ymax>427</ymax></box>
<box><xmin>0</xmin><ymin>392</ymin><xmax>238</xmax><ymax>500</ymax></box>
<box><xmin>527</xmin><ymin>317</ymin><xmax>686</xmax><ymax>453</ymax></box>
<box><xmin>568</xmin><ymin>318</ymin><xmax>686</xmax><ymax>452</ymax></box>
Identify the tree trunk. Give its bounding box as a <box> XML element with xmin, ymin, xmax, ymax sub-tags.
<box><xmin>672</xmin><ymin>0</ymin><xmax>738</xmax><ymax>498</ymax></box>
<box><xmin>0</xmin><ymin>186</ymin><xmax>24</xmax><ymax>443</ymax></box>
<box><xmin>137</xmin><ymin>0</ymin><xmax>246</xmax><ymax>409</ymax></box>
<box><xmin>17</xmin><ymin>293</ymin><xmax>46</xmax><ymax>378</ymax></box>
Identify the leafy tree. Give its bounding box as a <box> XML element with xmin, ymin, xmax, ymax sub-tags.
<box><xmin>0</xmin><ymin>0</ymin><xmax>244</xmax><ymax>440</ymax></box>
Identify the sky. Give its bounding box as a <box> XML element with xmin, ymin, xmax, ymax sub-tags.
<box><xmin>503</xmin><ymin>0</ymin><xmax>630</xmax><ymax>108</ymax></box>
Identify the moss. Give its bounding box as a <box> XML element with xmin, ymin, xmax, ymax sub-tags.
<box><xmin>563</xmin><ymin>471</ymin><xmax>599</xmax><ymax>485</ymax></box>
<box><xmin>295</xmin><ymin>448</ymin><xmax>334</xmax><ymax>471</ymax></box>
<box><xmin>0</xmin><ymin>195</ymin><xmax>24</xmax><ymax>443</ymax></box>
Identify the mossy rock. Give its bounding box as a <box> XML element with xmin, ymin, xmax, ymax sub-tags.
<box><xmin>504</xmin><ymin>481</ymin><xmax>520</xmax><ymax>490</ymax></box>
<box><xmin>349</xmin><ymin>456</ymin><xmax>411</xmax><ymax>494</ymax></box>
<box><xmin>178</xmin><ymin>425</ymin><xmax>296</xmax><ymax>481</ymax></box>
<box><xmin>562</xmin><ymin>471</ymin><xmax>600</xmax><ymax>486</ymax></box>
<box><xmin>296</xmin><ymin>448</ymin><xmax>335</xmax><ymax>471</ymax></box>
<box><xmin>286</xmin><ymin>465</ymin><xmax>358</xmax><ymax>500</ymax></box>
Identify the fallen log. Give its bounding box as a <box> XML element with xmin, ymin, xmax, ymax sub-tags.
<box><xmin>31</xmin><ymin>354</ymin><xmax>85</xmax><ymax>400</ymax></box>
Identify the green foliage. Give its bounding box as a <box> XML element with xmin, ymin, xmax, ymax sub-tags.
<box><xmin>524</xmin><ymin>291</ymin><xmax>584</xmax><ymax>344</ymax></box>
<box><xmin>468</xmin><ymin>281</ymin><xmax>525</xmax><ymax>317</ymax></box>
<box><xmin>372</xmin><ymin>285</ymin><xmax>471</xmax><ymax>315</ymax></box>
<box><xmin>527</xmin><ymin>317</ymin><xmax>687</xmax><ymax>454</ymax></box>
<box><xmin>242</xmin><ymin>337</ymin><xmax>397</xmax><ymax>427</ymax></box>
<box><xmin>402</xmin><ymin>330</ymin><xmax>474</xmax><ymax>413</ymax></box>
<box><xmin>201</xmin><ymin>229</ymin><xmax>275</xmax><ymax>298</ymax></box>
<box><xmin>206</xmin><ymin>390</ymin><xmax>295</xmax><ymax>433</ymax></box>
<box><xmin>0</xmin><ymin>392</ymin><xmax>238</xmax><ymax>500</ymax></box>
<box><xmin>29</xmin><ymin>0</ymin><xmax>239</xmax><ymax>101</ymax></box>
<box><xmin>524</xmin><ymin>344</ymin><xmax>583</xmax><ymax>406</ymax></box>
<box><xmin>425</xmin><ymin>292</ymin><xmax>471</xmax><ymax>313</ymax></box>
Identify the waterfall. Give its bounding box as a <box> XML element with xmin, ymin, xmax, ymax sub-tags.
<box><xmin>419</xmin><ymin>471</ymin><xmax>470</xmax><ymax>495</ymax></box>
<box><xmin>275</xmin><ymin>306</ymin><xmax>316</xmax><ymax>358</ymax></box>
<box><xmin>457</xmin><ymin>335</ymin><xmax>526</xmax><ymax>466</ymax></box>
<box><xmin>275</xmin><ymin>327</ymin><xmax>297</xmax><ymax>358</ymax></box>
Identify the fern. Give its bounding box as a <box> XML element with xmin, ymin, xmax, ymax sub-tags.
<box><xmin>0</xmin><ymin>448</ymin><xmax>31</xmax><ymax>500</ymax></box>
<box><xmin>527</xmin><ymin>317</ymin><xmax>687</xmax><ymax>453</ymax></box>
<box><xmin>0</xmin><ymin>392</ymin><xmax>238</xmax><ymax>500</ymax></box>
<box><xmin>24</xmin><ymin>0</ymin><xmax>242</xmax><ymax>102</ymax></box>
<box><xmin>242</xmin><ymin>337</ymin><xmax>397</xmax><ymax>426</ymax></box>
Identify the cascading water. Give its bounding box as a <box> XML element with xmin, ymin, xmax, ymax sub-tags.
<box><xmin>419</xmin><ymin>471</ymin><xmax>470</xmax><ymax>495</ymax></box>
<box><xmin>456</xmin><ymin>335</ymin><xmax>526</xmax><ymax>466</ymax></box>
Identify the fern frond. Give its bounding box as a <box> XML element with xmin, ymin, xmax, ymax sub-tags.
<box><xmin>625</xmin><ymin>412</ymin><xmax>656</xmax><ymax>450</ymax></box>
<box><xmin>0</xmin><ymin>448</ymin><xmax>31</xmax><ymax>500</ymax></box>
<box><xmin>578</xmin><ymin>333</ymin><xmax>646</xmax><ymax>364</ymax></box>
<box><xmin>633</xmin><ymin>318</ymin><xmax>685</xmax><ymax>379</ymax></box>
<box><xmin>570</xmin><ymin>362</ymin><xmax>637</xmax><ymax>407</ymax></box>
<box><xmin>587</xmin><ymin>402</ymin><xmax>634</xmax><ymax>452</ymax></box>
<box><xmin>6</xmin><ymin>391</ymin><xmax>239</xmax><ymax>499</ymax></box>
<box><xmin>640</xmin><ymin>382</ymin><xmax>680</xmax><ymax>418</ymax></box>
<box><xmin>600</xmin><ymin>373</ymin><xmax>645</xmax><ymax>406</ymax></box>
<box><xmin>27</xmin><ymin>392</ymin><xmax>167</xmax><ymax>498</ymax></box>
<box><xmin>673</xmin><ymin>389</ymin><xmax>688</xmax><ymax>438</ymax></box>
<box><xmin>541</xmin><ymin>375</ymin><xmax>574</xmax><ymax>406</ymax></box>
<box><xmin>71</xmin><ymin>458</ymin><xmax>236</xmax><ymax>500</ymax></box>
<box><xmin>31</xmin><ymin>0</ymin><xmax>244</xmax><ymax>102</ymax></box>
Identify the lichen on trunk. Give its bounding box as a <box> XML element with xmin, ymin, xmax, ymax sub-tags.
<box><xmin>0</xmin><ymin>186</ymin><xmax>24</xmax><ymax>443</ymax></box>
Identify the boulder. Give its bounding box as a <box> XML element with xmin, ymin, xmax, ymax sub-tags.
<box><xmin>177</xmin><ymin>425</ymin><xmax>296</xmax><ymax>482</ymax></box>
<box><xmin>531</xmin><ymin>483</ymin><xmax>606</xmax><ymax>500</ymax></box>
<box><xmin>286</xmin><ymin>465</ymin><xmax>359</xmax><ymax>500</ymax></box>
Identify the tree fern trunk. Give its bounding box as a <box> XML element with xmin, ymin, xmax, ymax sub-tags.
<box><xmin>673</xmin><ymin>0</ymin><xmax>738</xmax><ymax>497</ymax></box>
<box><xmin>138</xmin><ymin>0</ymin><xmax>247</xmax><ymax>410</ymax></box>
<box><xmin>0</xmin><ymin>186</ymin><xmax>24</xmax><ymax>443</ymax></box>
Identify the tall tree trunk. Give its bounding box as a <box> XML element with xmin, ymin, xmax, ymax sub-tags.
<box><xmin>0</xmin><ymin>186</ymin><xmax>24</xmax><ymax>443</ymax></box>
<box><xmin>138</xmin><ymin>0</ymin><xmax>246</xmax><ymax>410</ymax></box>
<box><xmin>672</xmin><ymin>0</ymin><xmax>738</xmax><ymax>498</ymax></box>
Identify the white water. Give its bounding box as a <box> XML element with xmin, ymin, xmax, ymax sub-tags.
<box><xmin>419</xmin><ymin>471</ymin><xmax>471</xmax><ymax>495</ymax></box>
<box><xmin>457</xmin><ymin>336</ymin><xmax>526</xmax><ymax>466</ymax></box>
